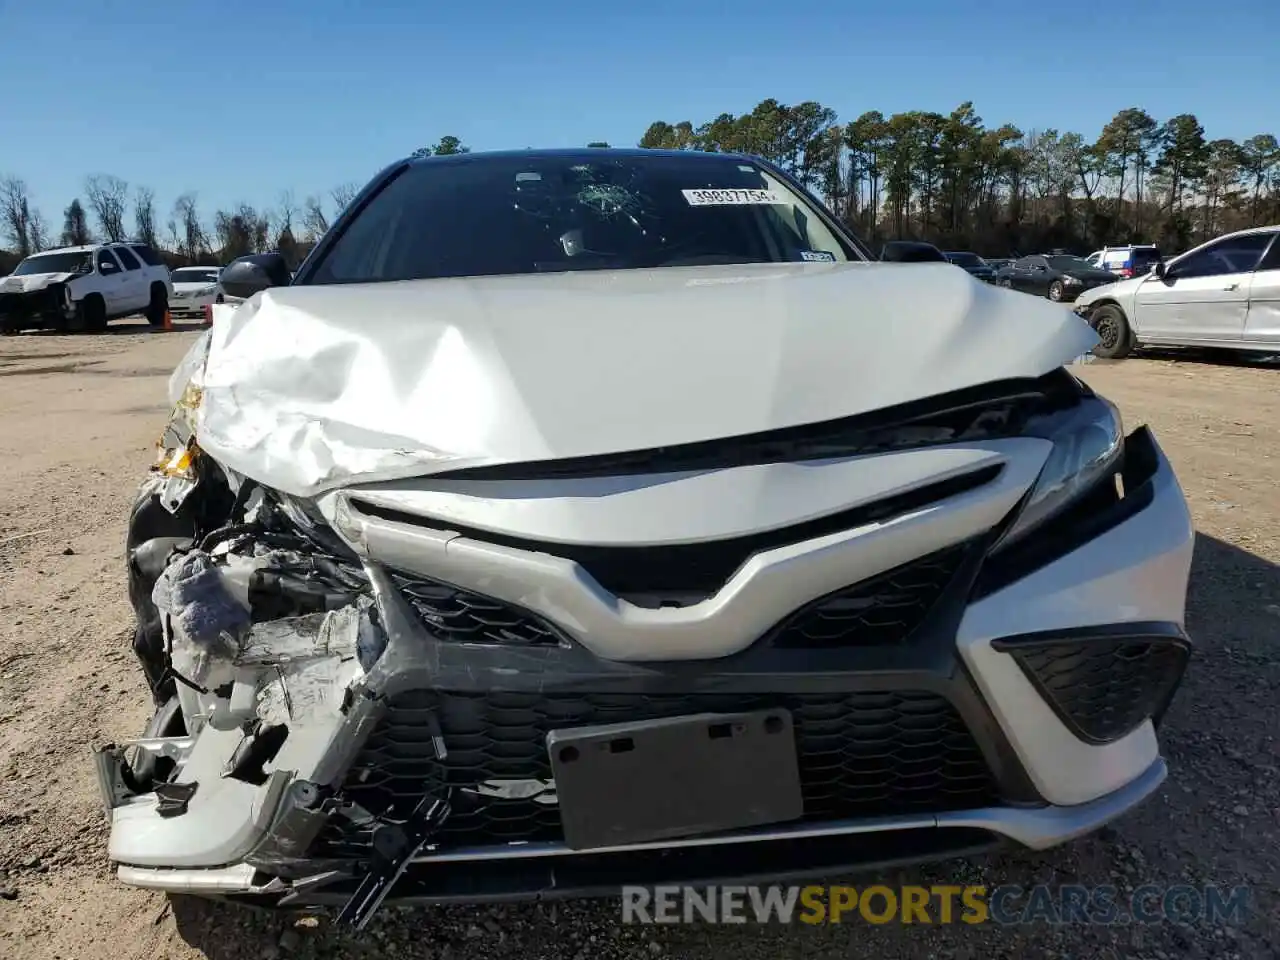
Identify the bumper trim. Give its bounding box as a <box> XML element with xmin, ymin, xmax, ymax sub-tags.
<box><xmin>113</xmin><ymin>758</ymin><xmax>1166</xmax><ymax>897</ymax></box>
<box><xmin>404</xmin><ymin>756</ymin><xmax>1165</xmax><ymax>863</ymax></box>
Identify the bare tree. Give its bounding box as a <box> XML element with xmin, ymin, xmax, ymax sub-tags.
<box><xmin>172</xmin><ymin>192</ymin><xmax>207</xmax><ymax>260</ymax></box>
<box><xmin>165</xmin><ymin>217</ymin><xmax>181</xmax><ymax>255</ymax></box>
<box><xmin>134</xmin><ymin>186</ymin><xmax>158</xmax><ymax>247</ymax></box>
<box><xmin>331</xmin><ymin>182</ymin><xmax>359</xmax><ymax>212</ymax></box>
<box><xmin>84</xmin><ymin>174</ymin><xmax>130</xmax><ymax>242</ymax></box>
<box><xmin>277</xmin><ymin>190</ymin><xmax>297</xmax><ymax>237</ymax></box>
<box><xmin>0</xmin><ymin>175</ymin><xmax>34</xmax><ymax>257</ymax></box>
<box><xmin>28</xmin><ymin>209</ymin><xmax>49</xmax><ymax>251</ymax></box>
<box><xmin>302</xmin><ymin>194</ymin><xmax>329</xmax><ymax>240</ymax></box>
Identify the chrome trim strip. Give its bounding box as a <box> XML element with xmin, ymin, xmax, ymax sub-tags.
<box><xmin>345</xmin><ymin>443</ymin><xmax>1049</xmax><ymax>662</ymax></box>
<box><xmin>114</xmin><ymin>760</ymin><xmax>1167</xmax><ymax>894</ymax></box>
<box><xmin>408</xmin><ymin>758</ymin><xmax>1167</xmax><ymax>863</ymax></box>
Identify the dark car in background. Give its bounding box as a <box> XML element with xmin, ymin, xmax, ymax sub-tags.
<box><xmin>994</xmin><ymin>254</ymin><xmax>1119</xmax><ymax>302</ymax></box>
<box><xmin>880</xmin><ymin>240</ymin><xmax>948</xmax><ymax>263</ymax></box>
<box><xmin>944</xmin><ymin>251</ymin><xmax>996</xmax><ymax>283</ymax></box>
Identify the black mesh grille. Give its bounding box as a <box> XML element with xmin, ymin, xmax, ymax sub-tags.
<box><xmin>390</xmin><ymin>542</ymin><xmax>971</xmax><ymax>650</ymax></box>
<box><xmin>768</xmin><ymin>543</ymin><xmax>970</xmax><ymax>648</ymax></box>
<box><xmin>315</xmin><ymin>689</ymin><xmax>999</xmax><ymax>856</ymax></box>
<box><xmin>998</xmin><ymin>635</ymin><xmax>1190</xmax><ymax>744</ymax></box>
<box><xmin>390</xmin><ymin>572</ymin><xmax>567</xmax><ymax>647</ymax></box>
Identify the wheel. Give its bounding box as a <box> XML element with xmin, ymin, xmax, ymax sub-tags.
<box><xmin>1047</xmin><ymin>280</ymin><xmax>1065</xmax><ymax>301</ymax></box>
<box><xmin>69</xmin><ymin>294</ymin><xmax>106</xmax><ymax>333</ymax></box>
<box><xmin>1090</xmin><ymin>304</ymin><xmax>1133</xmax><ymax>359</ymax></box>
<box><xmin>145</xmin><ymin>283</ymin><xmax>168</xmax><ymax>327</ymax></box>
<box><xmin>998</xmin><ymin>277</ymin><xmax>1012</xmax><ymax>288</ymax></box>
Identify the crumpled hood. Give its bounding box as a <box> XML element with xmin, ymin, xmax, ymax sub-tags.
<box><xmin>0</xmin><ymin>271</ymin><xmax>75</xmax><ymax>294</ymax></box>
<box><xmin>192</xmin><ymin>262</ymin><xmax>1098</xmax><ymax>498</ymax></box>
<box><xmin>173</xmin><ymin>282</ymin><xmax>216</xmax><ymax>293</ymax></box>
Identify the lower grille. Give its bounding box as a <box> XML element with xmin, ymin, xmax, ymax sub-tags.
<box><xmin>995</xmin><ymin>634</ymin><xmax>1191</xmax><ymax>744</ymax></box>
<box><xmin>315</xmin><ymin>689</ymin><xmax>999</xmax><ymax>857</ymax></box>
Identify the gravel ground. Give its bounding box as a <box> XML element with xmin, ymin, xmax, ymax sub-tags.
<box><xmin>0</xmin><ymin>323</ymin><xmax>1276</xmax><ymax>959</ymax></box>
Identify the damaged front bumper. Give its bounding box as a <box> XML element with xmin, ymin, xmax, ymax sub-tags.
<box><xmin>100</xmin><ymin>423</ymin><xmax>1192</xmax><ymax>918</ymax></box>
<box><xmin>0</xmin><ymin>286</ymin><xmax>75</xmax><ymax>331</ymax></box>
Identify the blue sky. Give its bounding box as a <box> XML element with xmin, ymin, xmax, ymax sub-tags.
<box><xmin>1</xmin><ymin>0</ymin><xmax>1276</xmax><ymax>230</ymax></box>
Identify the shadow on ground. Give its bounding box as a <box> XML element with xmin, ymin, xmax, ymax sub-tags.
<box><xmin>165</xmin><ymin>532</ymin><xmax>1277</xmax><ymax>959</ymax></box>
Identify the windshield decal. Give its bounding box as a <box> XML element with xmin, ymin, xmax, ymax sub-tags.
<box><xmin>681</xmin><ymin>189</ymin><xmax>785</xmax><ymax>206</ymax></box>
<box><xmin>799</xmin><ymin>250</ymin><xmax>836</xmax><ymax>263</ymax></box>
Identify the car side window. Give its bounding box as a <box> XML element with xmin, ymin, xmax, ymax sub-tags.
<box><xmin>113</xmin><ymin>247</ymin><xmax>142</xmax><ymax>270</ymax></box>
<box><xmin>1170</xmin><ymin>234</ymin><xmax>1273</xmax><ymax>279</ymax></box>
<box><xmin>1256</xmin><ymin>233</ymin><xmax>1280</xmax><ymax>272</ymax></box>
<box><xmin>96</xmin><ymin>250</ymin><xmax>120</xmax><ymax>273</ymax></box>
<box><xmin>129</xmin><ymin>244</ymin><xmax>165</xmax><ymax>267</ymax></box>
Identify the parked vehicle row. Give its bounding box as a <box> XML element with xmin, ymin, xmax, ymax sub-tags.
<box><xmin>994</xmin><ymin>255</ymin><xmax>1118</xmax><ymax>302</ymax></box>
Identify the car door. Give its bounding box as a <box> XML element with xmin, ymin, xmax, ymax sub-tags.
<box><xmin>1243</xmin><ymin>232</ymin><xmax>1280</xmax><ymax>344</ymax></box>
<box><xmin>1020</xmin><ymin>256</ymin><xmax>1052</xmax><ymax>294</ymax></box>
<box><xmin>110</xmin><ymin>246</ymin><xmax>149</xmax><ymax>311</ymax></box>
<box><xmin>94</xmin><ymin>249</ymin><xmax>128</xmax><ymax>314</ymax></box>
<box><xmin>1006</xmin><ymin>257</ymin><xmax>1036</xmax><ymax>292</ymax></box>
<box><xmin>1133</xmin><ymin>233</ymin><xmax>1273</xmax><ymax>343</ymax></box>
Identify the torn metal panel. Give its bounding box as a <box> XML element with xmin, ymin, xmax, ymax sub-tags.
<box><xmin>191</xmin><ymin>267</ymin><xmax>1097</xmax><ymax>498</ymax></box>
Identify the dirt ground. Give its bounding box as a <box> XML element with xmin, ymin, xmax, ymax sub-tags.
<box><xmin>0</xmin><ymin>322</ymin><xmax>1276</xmax><ymax>960</ymax></box>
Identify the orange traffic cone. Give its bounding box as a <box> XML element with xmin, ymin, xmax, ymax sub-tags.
<box><xmin>202</xmin><ymin>304</ymin><xmax>212</xmax><ymax>328</ymax></box>
<box><xmin>163</xmin><ymin>308</ymin><xmax>173</xmax><ymax>332</ymax></box>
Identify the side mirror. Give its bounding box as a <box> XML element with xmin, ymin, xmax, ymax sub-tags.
<box><xmin>219</xmin><ymin>252</ymin><xmax>291</xmax><ymax>300</ymax></box>
<box><xmin>1150</xmin><ymin>261</ymin><xmax>1166</xmax><ymax>280</ymax></box>
<box><xmin>99</xmin><ymin>261</ymin><xmax>118</xmax><ymax>273</ymax></box>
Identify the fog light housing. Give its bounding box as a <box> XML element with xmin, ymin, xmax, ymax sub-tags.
<box><xmin>992</xmin><ymin>625</ymin><xmax>1191</xmax><ymax>744</ymax></box>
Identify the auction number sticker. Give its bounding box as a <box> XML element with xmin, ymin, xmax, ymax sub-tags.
<box><xmin>682</xmin><ymin>188</ymin><xmax>785</xmax><ymax>206</ymax></box>
<box><xmin>800</xmin><ymin>250</ymin><xmax>837</xmax><ymax>262</ymax></box>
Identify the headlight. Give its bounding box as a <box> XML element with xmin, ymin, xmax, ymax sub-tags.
<box><xmin>1063</xmin><ymin>275</ymin><xmax>1082</xmax><ymax>285</ymax></box>
<box><xmin>995</xmin><ymin>396</ymin><xmax>1123</xmax><ymax>549</ymax></box>
<box><xmin>197</xmin><ymin>285</ymin><xmax>215</xmax><ymax>296</ymax></box>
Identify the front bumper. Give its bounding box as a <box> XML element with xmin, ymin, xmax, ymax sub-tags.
<box><xmin>169</xmin><ymin>297</ymin><xmax>216</xmax><ymax>318</ymax></box>
<box><xmin>0</xmin><ymin>287</ymin><xmax>72</xmax><ymax>330</ymax></box>
<box><xmin>99</xmin><ymin>426</ymin><xmax>1193</xmax><ymax>906</ymax></box>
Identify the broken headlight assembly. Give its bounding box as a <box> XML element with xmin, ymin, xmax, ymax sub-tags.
<box><xmin>993</xmin><ymin>393</ymin><xmax>1123</xmax><ymax>551</ymax></box>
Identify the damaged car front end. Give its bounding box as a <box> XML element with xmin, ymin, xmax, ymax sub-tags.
<box><xmin>99</xmin><ymin>148</ymin><xmax>1194</xmax><ymax>925</ymax></box>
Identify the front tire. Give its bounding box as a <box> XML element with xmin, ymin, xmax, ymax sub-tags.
<box><xmin>146</xmin><ymin>283</ymin><xmax>168</xmax><ymax>327</ymax></box>
<box><xmin>1048</xmin><ymin>280</ymin><xmax>1065</xmax><ymax>302</ymax></box>
<box><xmin>69</xmin><ymin>294</ymin><xmax>106</xmax><ymax>333</ymax></box>
<box><xmin>1090</xmin><ymin>304</ymin><xmax>1133</xmax><ymax>359</ymax></box>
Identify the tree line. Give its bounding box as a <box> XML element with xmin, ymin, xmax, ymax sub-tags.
<box><xmin>0</xmin><ymin>135</ymin><xmax>472</xmax><ymax>275</ymax></box>
<box><xmin>639</xmin><ymin>101</ymin><xmax>1280</xmax><ymax>256</ymax></box>
<box><xmin>5</xmin><ymin>107</ymin><xmax>1280</xmax><ymax>273</ymax></box>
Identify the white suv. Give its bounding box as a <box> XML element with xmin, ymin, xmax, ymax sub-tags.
<box><xmin>0</xmin><ymin>242</ymin><xmax>172</xmax><ymax>333</ymax></box>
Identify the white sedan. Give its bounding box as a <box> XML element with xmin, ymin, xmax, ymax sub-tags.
<box><xmin>168</xmin><ymin>266</ymin><xmax>224</xmax><ymax>319</ymax></box>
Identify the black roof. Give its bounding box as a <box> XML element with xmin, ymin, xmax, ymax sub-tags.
<box><xmin>404</xmin><ymin>147</ymin><xmax>757</xmax><ymax>166</ymax></box>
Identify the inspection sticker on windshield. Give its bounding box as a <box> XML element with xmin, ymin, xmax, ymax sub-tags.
<box><xmin>682</xmin><ymin>188</ymin><xmax>785</xmax><ymax>206</ymax></box>
<box><xmin>799</xmin><ymin>250</ymin><xmax>836</xmax><ymax>262</ymax></box>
